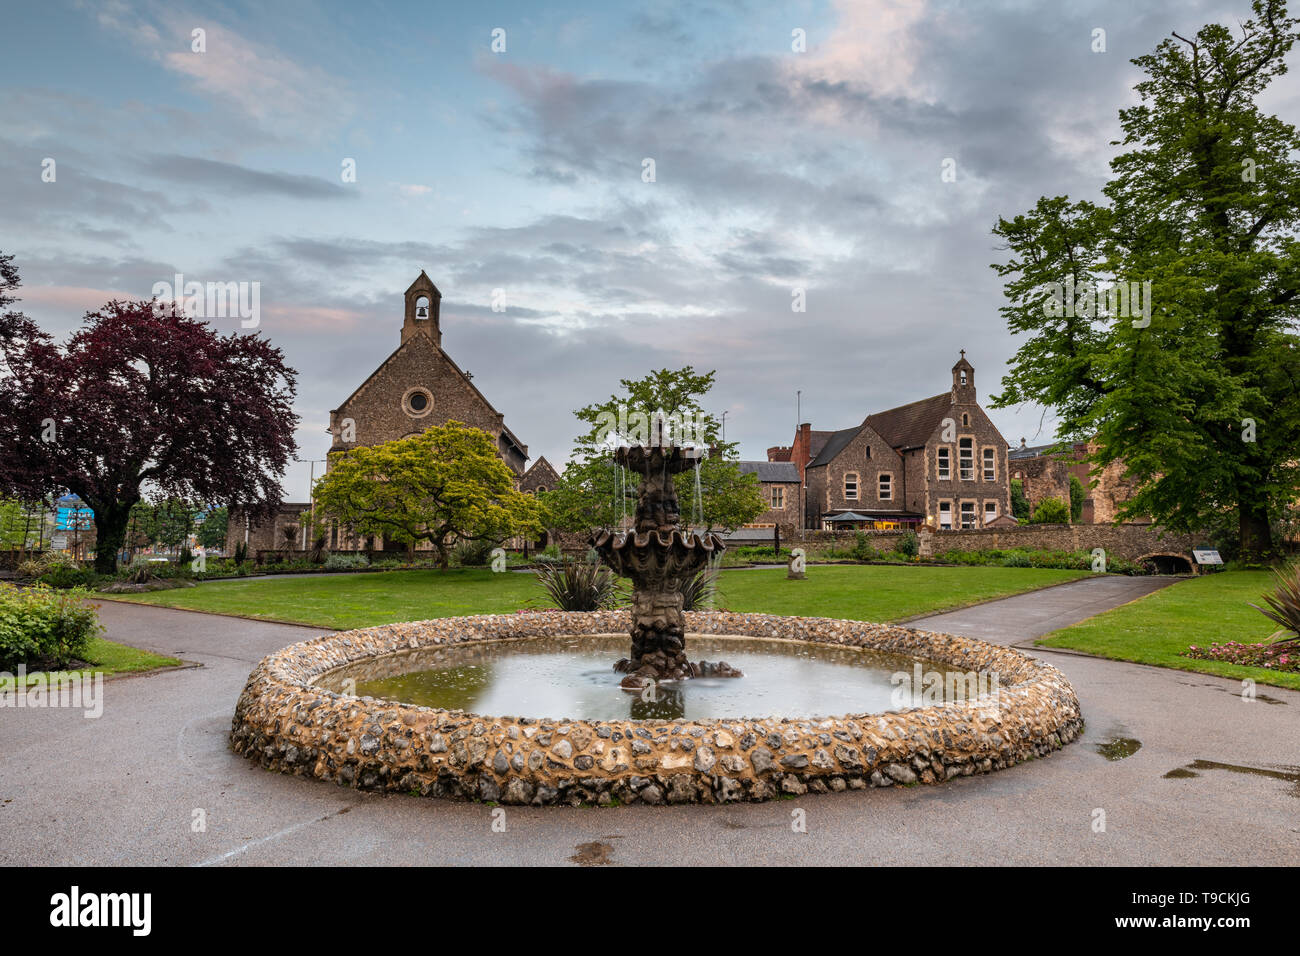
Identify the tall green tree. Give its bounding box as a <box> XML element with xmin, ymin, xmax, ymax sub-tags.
<box><xmin>195</xmin><ymin>506</ymin><xmax>229</xmax><ymax>551</ymax></box>
<box><xmin>1069</xmin><ymin>475</ymin><xmax>1085</xmax><ymax>523</ymax></box>
<box><xmin>312</xmin><ymin>422</ymin><xmax>546</xmax><ymax>569</ymax></box>
<box><xmin>991</xmin><ymin>0</ymin><xmax>1300</xmax><ymax>559</ymax></box>
<box><xmin>542</xmin><ymin>367</ymin><xmax>765</xmax><ymax>534</ymax></box>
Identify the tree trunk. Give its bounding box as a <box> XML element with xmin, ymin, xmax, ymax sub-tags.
<box><xmin>1238</xmin><ymin>483</ymin><xmax>1275</xmax><ymax>562</ymax></box>
<box><xmin>92</xmin><ymin>501</ymin><xmax>133</xmax><ymax>574</ymax></box>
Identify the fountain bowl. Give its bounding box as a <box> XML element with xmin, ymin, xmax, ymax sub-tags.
<box><xmin>231</xmin><ymin>610</ymin><xmax>1083</xmax><ymax>805</ymax></box>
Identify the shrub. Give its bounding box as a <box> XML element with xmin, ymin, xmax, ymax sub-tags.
<box><xmin>0</xmin><ymin>584</ymin><xmax>103</xmax><ymax>669</ymax></box>
<box><xmin>897</xmin><ymin>530</ymin><xmax>920</xmax><ymax>558</ymax></box>
<box><xmin>38</xmin><ymin>564</ymin><xmax>98</xmax><ymax>590</ymax></box>
<box><xmin>1030</xmin><ymin>497</ymin><xmax>1071</xmax><ymax>524</ymax></box>
<box><xmin>1000</xmin><ymin>550</ymin><xmax>1033</xmax><ymax>567</ymax></box>
<box><xmin>452</xmin><ymin>538</ymin><xmax>498</xmax><ymax>567</ymax></box>
<box><xmin>851</xmin><ymin>532</ymin><xmax>878</xmax><ymax>562</ymax></box>
<box><xmin>323</xmin><ymin>553</ymin><xmax>370</xmax><ymax>571</ymax></box>
<box><xmin>233</xmin><ymin>541</ymin><xmax>248</xmax><ymax>566</ymax></box>
<box><xmin>534</xmin><ymin>558</ymin><xmax>625</xmax><ymax>611</ymax></box>
<box><xmin>16</xmin><ymin>551</ymin><xmax>78</xmax><ymax>580</ymax></box>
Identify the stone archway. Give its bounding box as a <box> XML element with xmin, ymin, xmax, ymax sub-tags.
<box><xmin>1136</xmin><ymin>552</ymin><xmax>1196</xmax><ymax>575</ymax></box>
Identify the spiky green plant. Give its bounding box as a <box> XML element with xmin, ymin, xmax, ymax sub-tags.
<box><xmin>1249</xmin><ymin>562</ymin><xmax>1300</xmax><ymax>644</ymax></box>
<box><xmin>681</xmin><ymin>557</ymin><xmax>721</xmax><ymax>611</ymax></box>
<box><xmin>534</xmin><ymin>557</ymin><xmax>626</xmax><ymax>612</ymax></box>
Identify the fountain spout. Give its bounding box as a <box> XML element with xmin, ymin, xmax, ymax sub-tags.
<box><xmin>591</xmin><ymin>443</ymin><xmax>742</xmax><ymax>689</ymax></box>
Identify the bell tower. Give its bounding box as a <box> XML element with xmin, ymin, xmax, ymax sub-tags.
<box><xmin>951</xmin><ymin>349</ymin><xmax>975</xmax><ymax>403</ymax></box>
<box><xmin>402</xmin><ymin>270</ymin><xmax>442</xmax><ymax>347</ymax></box>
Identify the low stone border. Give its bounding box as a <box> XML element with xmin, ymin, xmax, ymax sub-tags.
<box><xmin>231</xmin><ymin>611</ymin><xmax>1083</xmax><ymax>805</ymax></box>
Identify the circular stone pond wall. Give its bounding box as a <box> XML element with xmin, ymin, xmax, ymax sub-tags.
<box><xmin>230</xmin><ymin>611</ymin><xmax>1083</xmax><ymax>805</ymax></box>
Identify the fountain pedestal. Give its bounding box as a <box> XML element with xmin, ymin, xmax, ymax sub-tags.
<box><xmin>591</xmin><ymin>444</ymin><xmax>741</xmax><ymax>689</ymax></box>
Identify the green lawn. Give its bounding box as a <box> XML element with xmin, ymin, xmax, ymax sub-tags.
<box><xmin>101</xmin><ymin>564</ymin><xmax>1091</xmax><ymax>630</ymax></box>
<box><xmin>716</xmin><ymin>565</ymin><xmax>1090</xmax><ymax>621</ymax></box>
<box><xmin>1038</xmin><ymin>570</ymin><xmax>1300</xmax><ymax>690</ymax></box>
<box><xmin>0</xmin><ymin>636</ymin><xmax>183</xmax><ymax>690</ymax></box>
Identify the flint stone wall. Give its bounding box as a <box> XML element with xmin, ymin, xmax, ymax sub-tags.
<box><xmin>231</xmin><ymin>611</ymin><xmax>1083</xmax><ymax>805</ymax></box>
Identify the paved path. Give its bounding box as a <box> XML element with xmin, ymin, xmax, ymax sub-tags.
<box><xmin>2</xmin><ymin>578</ymin><xmax>1297</xmax><ymax>866</ymax></box>
<box><xmin>909</xmin><ymin>574</ymin><xmax>1177</xmax><ymax>645</ymax></box>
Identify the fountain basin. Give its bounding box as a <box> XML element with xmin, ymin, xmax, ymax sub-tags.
<box><xmin>231</xmin><ymin>610</ymin><xmax>1083</xmax><ymax>805</ymax></box>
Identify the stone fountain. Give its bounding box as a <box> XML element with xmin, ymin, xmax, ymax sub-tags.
<box><xmin>231</xmin><ymin>414</ymin><xmax>1084</xmax><ymax>806</ymax></box>
<box><xmin>590</xmin><ymin>443</ymin><xmax>742</xmax><ymax>689</ymax></box>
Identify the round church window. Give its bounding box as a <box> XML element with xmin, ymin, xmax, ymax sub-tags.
<box><xmin>403</xmin><ymin>387</ymin><xmax>433</xmax><ymax>418</ymax></box>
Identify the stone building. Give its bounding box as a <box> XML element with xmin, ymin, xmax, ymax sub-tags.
<box><xmin>228</xmin><ymin>272</ymin><xmax>536</xmax><ymax>556</ymax></box>
<box><xmin>735</xmin><ymin>461</ymin><xmax>801</xmax><ymax>534</ymax></box>
<box><xmin>1008</xmin><ymin>440</ymin><xmax>1143</xmax><ymax>524</ymax></box>
<box><xmin>778</xmin><ymin>353</ymin><xmax>1011</xmax><ymax>531</ymax></box>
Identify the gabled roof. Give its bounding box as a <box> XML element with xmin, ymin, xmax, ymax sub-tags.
<box><xmin>524</xmin><ymin>456</ymin><xmax>559</xmax><ymax>479</ymax></box>
<box><xmin>737</xmin><ymin>460</ymin><xmax>800</xmax><ymax>482</ymax></box>
<box><xmin>805</xmin><ymin>430</ymin><xmax>837</xmax><ymax>460</ymax></box>
<box><xmin>332</xmin><ymin>334</ymin><xmax>527</xmax><ymax>459</ymax></box>
<box><xmin>863</xmin><ymin>392</ymin><xmax>952</xmax><ymax>450</ymax></box>
<box><xmin>807</xmin><ymin>425</ymin><xmax>863</xmax><ymax>468</ymax></box>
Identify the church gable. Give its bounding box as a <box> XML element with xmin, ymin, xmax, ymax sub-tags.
<box><xmin>330</xmin><ymin>333</ymin><xmax>505</xmax><ymax>452</ymax></box>
<box><xmin>521</xmin><ymin>456</ymin><xmax>560</xmax><ymax>493</ymax></box>
<box><xmin>327</xmin><ymin>273</ymin><xmax>528</xmax><ymax>476</ymax></box>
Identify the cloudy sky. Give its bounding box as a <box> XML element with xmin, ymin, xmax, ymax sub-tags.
<box><xmin>3</xmin><ymin>0</ymin><xmax>1297</xmax><ymax>500</ymax></box>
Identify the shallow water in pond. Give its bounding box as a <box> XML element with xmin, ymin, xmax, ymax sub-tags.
<box><xmin>317</xmin><ymin>634</ymin><xmax>988</xmax><ymax>721</ymax></box>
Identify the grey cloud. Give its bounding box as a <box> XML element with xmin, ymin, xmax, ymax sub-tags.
<box><xmin>140</xmin><ymin>155</ymin><xmax>355</xmax><ymax>199</ymax></box>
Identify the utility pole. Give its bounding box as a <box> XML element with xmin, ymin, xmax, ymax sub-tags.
<box><xmin>295</xmin><ymin>458</ymin><xmax>327</xmax><ymax>550</ymax></box>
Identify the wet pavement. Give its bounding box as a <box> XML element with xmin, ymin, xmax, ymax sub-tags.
<box><xmin>2</xmin><ymin>577</ymin><xmax>1296</xmax><ymax>866</ymax></box>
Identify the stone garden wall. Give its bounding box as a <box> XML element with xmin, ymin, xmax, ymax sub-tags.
<box><xmin>231</xmin><ymin>610</ymin><xmax>1083</xmax><ymax>805</ymax></box>
<box><xmin>794</xmin><ymin>523</ymin><xmax>1200</xmax><ymax>563</ymax></box>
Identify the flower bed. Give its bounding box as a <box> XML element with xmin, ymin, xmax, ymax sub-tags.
<box><xmin>1184</xmin><ymin>641</ymin><xmax>1298</xmax><ymax>672</ymax></box>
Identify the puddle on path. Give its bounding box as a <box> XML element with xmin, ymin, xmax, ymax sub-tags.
<box><xmin>569</xmin><ymin>838</ymin><xmax>619</xmax><ymax>866</ymax></box>
<box><xmin>1162</xmin><ymin>759</ymin><xmax>1300</xmax><ymax>797</ymax></box>
<box><xmin>1174</xmin><ymin>680</ymin><xmax>1288</xmax><ymax>705</ymax></box>
<box><xmin>1096</xmin><ymin>737</ymin><xmax>1142</xmax><ymax>760</ymax></box>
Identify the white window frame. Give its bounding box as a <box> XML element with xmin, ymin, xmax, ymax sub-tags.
<box><xmin>959</xmin><ymin>438</ymin><xmax>974</xmax><ymax>480</ymax></box>
<box><xmin>982</xmin><ymin>447</ymin><xmax>996</xmax><ymax>481</ymax></box>
<box><xmin>771</xmin><ymin>486</ymin><xmax>784</xmax><ymax>509</ymax></box>
<box><xmin>844</xmin><ymin>473</ymin><xmax>858</xmax><ymax>501</ymax></box>
<box><xmin>938</xmin><ymin>501</ymin><xmax>952</xmax><ymax>530</ymax></box>
<box><xmin>878</xmin><ymin>473</ymin><xmax>892</xmax><ymax>501</ymax></box>
<box><xmin>984</xmin><ymin>500</ymin><xmax>998</xmax><ymax>524</ymax></box>
<box><xmin>937</xmin><ymin>447</ymin><xmax>951</xmax><ymax>481</ymax></box>
<box><xmin>960</xmin><ymin>500</ymin><xmax>976</xmax><ymax>529</ymax></box>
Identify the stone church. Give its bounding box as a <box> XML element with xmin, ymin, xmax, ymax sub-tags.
<box><xmin>228</xmin><ymin>272</ymin><xmax>555</xmax><ymax>555</ymax></box>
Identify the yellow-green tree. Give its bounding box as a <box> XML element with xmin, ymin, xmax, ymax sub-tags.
<box><xmin>313</xmin><ymin>422</ymin><xmax>547</xmax><ymax>569</ymax></box>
